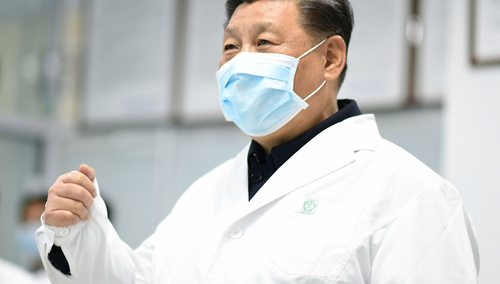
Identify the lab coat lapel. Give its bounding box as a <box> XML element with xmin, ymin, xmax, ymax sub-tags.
<box><xmin>224</xmin><ymin>143</ymin><xmax>251</xmax><ymax>217</ymax></box>
<box><xmin>223</xmin><ymin>114</ymin><xmax>381</xmax><ymax>219</ymax></box>
<box><xmin>247</xmin><ymin>114</ymin><xmax>381</xmax><ymax>214</ymax></box>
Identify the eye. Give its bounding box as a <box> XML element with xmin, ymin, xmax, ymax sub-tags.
<box><xmin>224</xmin><ymin>44</ymin><xmax>237</xmax><ymax>51</ymax></box>
<box><xmin>258</xmin><ymin>39</ymin><xmax>272</xmax><ymax>46</ymax></box>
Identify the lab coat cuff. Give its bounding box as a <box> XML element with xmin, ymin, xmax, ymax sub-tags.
<box><xmin>39</xmin><ymin>179</ymin><xmax>107</xmax><ymax>247</ymax></box>
<box><xmin>36</xmin><ymin>216</ymin><xmax>55</xmax><ymax>251</ymax></box>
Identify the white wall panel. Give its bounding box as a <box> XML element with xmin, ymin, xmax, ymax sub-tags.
<box><xmin>84</xmin><ymin>0</ymin><xmax>177</xmax><ymax>125</ymax></box>
<box><xmin>416</xmin><ymin>0</ymin><xmax>452</xmax><ymax>104</ymax></box>
<box><xmin>340</xmin><ymin>0</ymin><xmax>410</xmax><ymax>110</ymax></box>
<box><xmin>180</xmin><ymin>0</ymin><xmax>227</xmax><ymax>122</ymax></box>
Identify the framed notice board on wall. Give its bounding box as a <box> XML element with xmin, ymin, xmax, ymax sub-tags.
<box><xmin>83</xmin><ymin>0</ymin><xmax>177</xmax><ymax>127</ymax></box>
<box><xmin>470</xmin><ymin>0</ymin><xmax>500</xmax><ymax>65</ymax></box>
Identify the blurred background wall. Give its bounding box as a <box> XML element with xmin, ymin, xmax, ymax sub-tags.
<box><xmin>0</xmin><ymin>0</ymin><xmax>498</xmax><ymax>282</ymax></box>
<box><xmin>443</xmin><ymin>0</ymin><xmax>500</xmax><ymax>282</ymax></box>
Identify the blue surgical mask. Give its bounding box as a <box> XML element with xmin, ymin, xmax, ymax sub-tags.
<box><xmin>216</xmin><ymin>39</ymin><xmax>327</xmax><ymax>137</ymax></box>
<box><xmin>18</xmin><ymin>221</ymin><xmax>42</xmax><ymax>270</ymax></box>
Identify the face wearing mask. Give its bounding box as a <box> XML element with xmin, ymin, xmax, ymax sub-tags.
<box><xmin>216</xmin><ymin>38</ymin><xmax>327</xmax><ymax>137</ymax></box>
<box><xmin>18</xmin><ymin>221</ymin><xmax>42</xmax><ymax>271</ymax></box>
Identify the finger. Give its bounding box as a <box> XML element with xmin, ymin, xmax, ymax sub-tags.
<box><xmin>60</xmin><ymin>171</ymin><xmax>97</xmax><ymax>198</ymax></box>
<box><xmin>79</xmin><ymin>164</ymin><xmax>96</xmax><ymax>182</ymax></box>
<box><xmin>49</xmin><ymin>183</ymin><xmax>94</xmax><ymax>209</ymax></box>
<box><xmin>44</xmin><ymin>210</ymin><xmax>80</xmax><ymax>227</ymax></box>
<box><xmin>45</xmin><ymin>196</ymin><xmax>91</xmax><ymax>222</ymax></box>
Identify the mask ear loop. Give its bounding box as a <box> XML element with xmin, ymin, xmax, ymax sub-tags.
<box><xmin>303</xmin><ymin>80</ymin><xmax>326</xmax><ymax>101</ymax></box>
<box><xmin>298</xmin><ymin>38</ymin><xmax>328</xmax><ymax>102</ymax></box>
<box><xmin>298</xmin><ymin>38</ymin><xmax>328</xmax><ymax>59</ymax></box>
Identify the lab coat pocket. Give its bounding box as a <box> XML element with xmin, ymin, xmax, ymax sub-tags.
<box><xmin>271</xmin><ymin>200</ymin><xmax>362</xmax><ymax>277</ymax></box>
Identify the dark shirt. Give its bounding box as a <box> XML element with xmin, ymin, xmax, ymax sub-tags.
<box><xmin>49</xmin><ymin>99</ymin><xmax>361</xmax><ymax>275</ymax></box>
<box><xmin>247</xmin><ymin>99</ymin><xmax>361</xmax><ymax>200</ymax></box>
<box><xmin>48</xmin><ymin>246</ymin><xmax>70</xmax><ymax>275</ymax></box>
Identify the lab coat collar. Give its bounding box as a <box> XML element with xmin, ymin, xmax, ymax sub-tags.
<box><xmin>225</xmin><ymin>114</ymin><xmax>381</xmax><ymax>218</ymax></box>
<box><xmin>226</xmin><ymin>144</ymin><xmax>251</xmax><ymax>217</ymax></box>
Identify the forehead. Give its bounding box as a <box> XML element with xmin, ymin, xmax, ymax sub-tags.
<box><xmin>225</xmin><ymin>1</ymin><xmax>301</xmax><ymax>34</ymax></box>
<box><xmin>24</xmin><ymin>201</ymin><xmax>46</xmax><ymax>220</ymax></box>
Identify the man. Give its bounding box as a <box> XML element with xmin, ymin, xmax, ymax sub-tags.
<box><xmin>19</xmin><ymin>195</ymin><xmax>48</xmax><ymax>272</ymax></box>
<box><xmin>36</xmin><ymin>0</ymin><xmax>479</xmax><ymax>283</ymax></box>
<box><xmin>0</xmin><ymin>192</ymin><xmax>41</xmax><ymax>284</ymax></box>
<box><xmin>18</xmin><ymin>194</ymin><xmax>51</xmax><ymax>284</ymax></box>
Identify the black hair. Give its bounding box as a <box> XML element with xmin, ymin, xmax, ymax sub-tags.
<box><xmin>224</xmin><ymin>0</ymin><xmax>354</xmax><ymax>88</ymax></box>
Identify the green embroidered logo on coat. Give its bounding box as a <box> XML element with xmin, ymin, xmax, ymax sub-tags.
<box><xmin>301</xmin><ymin>199</ymin><xmax>319</xmax><ymax>214</ymax></box>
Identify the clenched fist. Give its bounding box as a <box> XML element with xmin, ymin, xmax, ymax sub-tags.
<box><xmin>44</xmin><ymin>164</ymin><xmax>98</xmax><ymax>227</ymax></box>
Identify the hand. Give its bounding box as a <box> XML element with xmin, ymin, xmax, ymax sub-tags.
<box><xmin>44</xmin><ymin>164</ymin><xmax>98</xmax><ymax>227</ymax></box>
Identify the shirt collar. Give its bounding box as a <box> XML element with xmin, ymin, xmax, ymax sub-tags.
<box><xmin>248</xmin><ymin>99</ymin><xmax>362</xmax><ymax>170</ymax></box>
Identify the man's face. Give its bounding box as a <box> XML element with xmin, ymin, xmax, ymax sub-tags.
<box><xmin>220</xmin><ymin>1</ymin><xmax>325</xmax><ymax>100</ymax></box>
<box><xmin>220</xmin><ymin>0</ymin><xmax>339</xmax><ymax>148</ymax></box>
<box><xmin>25</xmin><ymin>201</ymin><xmax>45</xmax><ymax>222</ymax></box>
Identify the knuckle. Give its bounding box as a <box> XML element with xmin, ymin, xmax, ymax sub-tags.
<box><xmin>46</xmin><ymin>196</ymin><xmax>63</xmax><ymax>211</ymax></box>
<box><xmin>75</xmin><ymin>174</ymin><xmax>83</xmax><ymax>184</ymax></box>
<box><xmin>78</xmin><ymin>188</ymin><xmax>88</xmax><ymax>201</ymax></box>
<box><xmin>75</xmin><ymin>202</ymin><xmax>85</xmax><ymax>213</ymax></box>
<box><xmin>44</xmin><ymin>211</ymin><xmax>54</xmax><ymax>221</ymax></box>
<box><xmin>44</xmin><ymin>215</ymin><xmax>54</xmax><ymax>226</ymax></box>
<box><xmin>63</xmin><ymin>211</ymin><xmax>77</xmax><ymax>223</ymax></box>
<box><xmin>79</xmin><ymin>194</ymin><xmax>89</xmax><ymax>207</ymax></box>
<box><xmin>59</xmin><ymin>172</ymin><xmax>71</xmax><ymax>181</ymax></box>
<box><xmin>44</xmin><ymin>201</ymin><xmax>53</xmax><ymax>211</ymax></box>
<box><xmin>46</xmin><ymin>194</ymin><xmax>56</xmax><ymax>205</ymax></box>
<box><xmin>48</xmin><ymin>185</ymin><xmax>57</xmax><ymax>194</ymax></box>
<box><xmin>48</xmin><ymin>185</ymin><xmax>61</xmax><ymax>200</ymax></box>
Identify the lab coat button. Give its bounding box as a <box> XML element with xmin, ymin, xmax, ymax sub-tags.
<box><xmin>230</xmin><ymin>227</ymin><xmax>243</xmax><ymax>239</ymax></box>
<box><xmin>59</xmin><ymin>228</ymin><xmax>70</xmax><ymax>237</ymax></box>
<box><xmin>251</xmin><ymin>172</ymin><xmax>263</xmax><ymax>183</ymax></box>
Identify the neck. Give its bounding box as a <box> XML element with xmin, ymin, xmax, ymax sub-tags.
<box><xmin>253</xmin><ymin>100</ymin><xmax>339</xmax><ymax>155</ymax></box>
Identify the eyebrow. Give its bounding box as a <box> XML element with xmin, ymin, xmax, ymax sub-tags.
<box><xmin>224</xmin><ymin>22</ymin><xmax>275</xmax><ymax>37</ymax></box>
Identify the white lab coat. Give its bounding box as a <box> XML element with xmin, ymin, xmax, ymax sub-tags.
<box><xmin>36</xmin><ymin>114</ymin><xmax>479</xmax><ymax>283</ymax></box>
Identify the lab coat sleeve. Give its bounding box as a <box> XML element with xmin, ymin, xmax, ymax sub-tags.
<box><xmin>370</xmin><ymin>182</ymin><xmax>480</xmax><ymax>284</ymax></box>
<box><xmin>36</xmin><ymin>179</ymin><xmax>153</xmax><ymax>284</ymax></box>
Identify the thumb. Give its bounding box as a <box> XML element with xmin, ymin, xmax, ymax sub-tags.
<box><xmin>79</xmin><ymin>164</ymin><xmax>96</xmax><ymax>182</ymax></box>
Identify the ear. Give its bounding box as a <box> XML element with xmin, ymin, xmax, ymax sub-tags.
<box><xmin>323</xmin><ymin>35</ymin><xmax>346</xmax><ymax>82</ymax></box>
